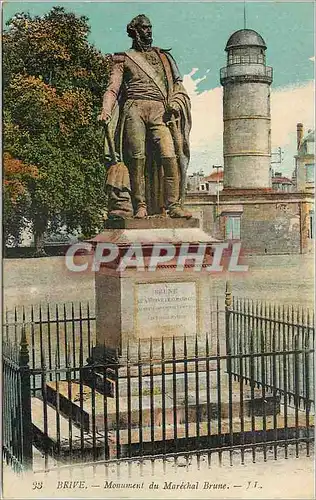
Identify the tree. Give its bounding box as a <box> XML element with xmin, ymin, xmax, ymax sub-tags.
<box><xmin>3</xmin><ymin>151</ymin><xmax>39</xmax><ymax>247</ymax></box>
<box><xmin>3</xmin><ymin>7</ymin><xmax>111</xmax><ymax>253</ymax></box>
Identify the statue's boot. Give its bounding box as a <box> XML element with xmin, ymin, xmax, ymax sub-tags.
<box><xmin>162</xmin><ymin>157</ymin><xmax>192</xmax><ymax>219</ymax></box>
<box><xmin>129</xmin><ymin>158</ymin><xmax>148</xmax><ymax>218</ymax></box>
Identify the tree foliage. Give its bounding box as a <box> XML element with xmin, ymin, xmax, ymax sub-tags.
<box><xmin>3</xmin><ymin>6</ymin><xmax>111</xmax><ymax>249</ymax></box>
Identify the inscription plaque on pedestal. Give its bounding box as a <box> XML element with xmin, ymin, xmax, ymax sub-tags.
<box><xmin>135</xmin><ymin>282</ymin><xmax>197</xmax><ymax>338</ymax></box>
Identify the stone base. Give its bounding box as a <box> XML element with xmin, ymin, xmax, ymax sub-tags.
<box><xmin>89</xmin><ymin>219</ymin><xmax>221</xmax><ymax>364</ymax></box>
<box><xmin>32</xmin><ymin>379</ymin><xmax>309</xmax><ymax>461</ymax></box>
<box><xmin>45</xmin><ymin>377</ymin><xmax>281</xmax><ymax>435</ymax></box>
<box><xmin>105</xmin><ymin>217</ymin><xmax>200</xmax><ymax>230</ymax></box>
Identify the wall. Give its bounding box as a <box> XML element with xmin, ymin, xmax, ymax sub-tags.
<box><xmin>240</xmin><ymin>201</ymin><xmax>301</xmax><ymax>254</ymax></box>
<box><xmin>185</xmin><ymin>192</ymin><xmax>313</xmax><ymax>255</ymax></box>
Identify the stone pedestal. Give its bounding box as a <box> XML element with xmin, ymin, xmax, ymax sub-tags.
<box><xmin>88</xmin><ymin>218</ymin><xmax>220</xmax><ymax>364</ymax></box>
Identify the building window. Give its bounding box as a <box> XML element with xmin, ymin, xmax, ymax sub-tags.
<box><xmin>225</xmin><ymin>216</ymin><xmax>241</xmax><ymax>240</ymax></box>
<box><xmin>306</xmin><ymin>164</ymin><xmax>315</xmax><ymax>183</ymax></box>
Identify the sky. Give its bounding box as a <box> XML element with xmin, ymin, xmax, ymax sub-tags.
<box><xmin>3</xmin><ymin>1</ymin><xmax>315</xmax><ymax>176</ymax></box>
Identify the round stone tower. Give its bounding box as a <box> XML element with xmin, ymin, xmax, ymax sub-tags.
<box><xmin>220</xmin><ymin>29</ymin><xmax>273</xmax><ymax>189</ymax></box>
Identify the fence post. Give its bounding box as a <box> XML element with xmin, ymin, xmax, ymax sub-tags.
<box><xmin>19</xmin><ymin>326</ymin><xmax>33</xmax><ymax>470</ymax></box>
<box><xmin>225</xmin><ymin>281</ymin><xmax>232</xmax><ymax>373</ymax></box>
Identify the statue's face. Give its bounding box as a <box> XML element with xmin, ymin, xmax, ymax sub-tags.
<box><xmin>136</xmin><ymin>17</ymin><xmax>152</xmax><ymax>44</ymax></box>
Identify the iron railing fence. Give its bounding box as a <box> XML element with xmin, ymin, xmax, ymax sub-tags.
<box><xmin>3</xmin><ymin>299</ymin><xmax>225</xmax><ymax>393</ymax></box>
<box><xmin>220</xmin><ymin>65</ymin><xmax>273</xmax><ymax>80</ymax></box>
<box><xmin>3</xmin><ymin>302</ymin><xmax>97</xmax><ymax>394</ymax></box>
<box><xmin>3</xmin><ymin>318</ymin><xmax>315</xmax><ymax>472</ymax></box>
<box><xmin>3</xmin><ymin>330</ymin><xmax>33</xmax><ymax>472</ymax></box>
<box><xmin>227</xmin><ymin>297</ymin><xmax>315</xmax><ymax>411</ymax></box>
<box><xmin>2</xmin><ymin>293</ymin><xmax>314</xmax><ymax>473</ymax></box>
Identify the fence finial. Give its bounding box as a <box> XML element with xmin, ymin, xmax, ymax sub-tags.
<box><xmin>225</xmin><ymin>281</ymin><xmax>232</xmax><ymax>308</ymax></box>
<box><xmin>19</xmin><ymin>325</ymin><xmax>29</xmax><ymax>367</ymax></box>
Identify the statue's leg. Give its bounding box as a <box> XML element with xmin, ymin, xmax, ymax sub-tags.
<box><xmin>161</xmin><ymin>157</ymin><xmax>192</xmax><ymax>218</ymax></box>
<box><xmin>124</xmin><ymin>103</ymin><xmax>148</xmax><ymax>218</ymax></box>
<box><xmin>150</xmin><ymin>104</ymin><xmax>192</xmax><ymax>218</ymax></box>
<box><xmin>129</xmin><ymin>158</ymin><xmax>147</xmax><ymax>218</ymax></box>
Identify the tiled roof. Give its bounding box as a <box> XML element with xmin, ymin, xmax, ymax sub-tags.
<box><xmin>272</xmin><ymin>176</ymin><xmax>294</xmax><ymax>185</ymax></box>
<box><xmin>202</xmin><ymin>170</ymin><xmax>224</xmax><ymax>182</ymax></box>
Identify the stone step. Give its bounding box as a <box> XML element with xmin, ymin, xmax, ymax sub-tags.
<box><xmin>113</xmin><ymin>362</ymin><xmax>218</xmax><ymax>380</ymax></box>
<box><xmin>114</xmin><ymin>372</ymin><xmax>243</xmax><ymax>397</ymax></box>
<box><xmin>31</xmin><ymin>397</ymin><xmax>108</xmax><ymax>462</ymax></box>
<box><xmin>87</xmin><ymin>364</ymin><xmax>219</xmax><ymax>397</ymax></box>
<box><xmin>31</xmin><ymin>395</ymin><xmax>314</xmax><ymax>462</ymax></box>
<box><xmin>107</xmin><ymin>413</ymin><xmax>314</xmax><ymax>458</ymax></box>
<box><xmin>89</xmin><ymin>370</ymin><xmax>225</xmax><ymax>397</ymax></box>
<box><xmin>45</xmin><ymin>379</ymin><xmax>280</xmax><ymax>434</ymax></box>
<box><xmin>118</xmin><ymin>342</ymin><xmax>221</xmax><ymax>361</ymax></box>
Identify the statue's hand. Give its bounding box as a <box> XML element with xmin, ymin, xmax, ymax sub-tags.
<box><xmin>97</xmin><ymin>111</ymin><xmax>111</xmax><ymax>126</ymax></box>
<box><xmin>164</xmin><ymin>102</ymin><xmax>180</xmax><ymax>123</ymax></box>
<box><xmin>167</xmin><ymin>102</ymin><xmax>180</xmax><ymax>117</ymax></box>
<box><xmin>105</xmin><ymin>153</ymin><xmax>121</xmax><ymax>164</ymax></box>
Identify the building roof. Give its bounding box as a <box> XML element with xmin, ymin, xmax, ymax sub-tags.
<box><xmin>203</xmin><ymin>170</ymin><xmax>224</xmax><ymax>182</ymax></box>
<box><xmin>225</xmin><ymin>29</ymin><xmax>267</xmax><ymax>51</ymax></box>
<box><xmin>272</xmin><ymin>176</ymin><xmax>294</xmax><ymax>185</ymax></box>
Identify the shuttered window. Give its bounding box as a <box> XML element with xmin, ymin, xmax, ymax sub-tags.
<box><xmin>225</xmin><ymin>216</ymin><xmax>241</xmax><ymax>240</ymax></box>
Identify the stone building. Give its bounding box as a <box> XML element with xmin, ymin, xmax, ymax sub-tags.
<box><xmin>294</xmin><ymin>123</ymin><xmax>315</xmax><ymax>194</ymax></box>
<box><xmin>186</xmin><ymin>170</ymin><xmax>205</xmax><ymax>192</ymax></box>
<box><xmin>196</xmin><ymin>170</ymin><xmax>224</xmax><ymax>194</ymax></box>
<box><xmin>184</xmin><ymin>28</ymin><xmax>314</xmax><ymax>255</ymax></box>
<box><xmin>185</xmin><ymin>190</ymin><xmax>313</xmax><ymax>254</ymax></box>
<box><xmin>272</xmin><ymin>172</ymin><xmax>294</xmax><ymax>192</ymax></box>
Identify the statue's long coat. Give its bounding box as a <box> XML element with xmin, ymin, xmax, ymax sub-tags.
<box><xmin>104</xmin><ymin>47</ymin><xmax>191</xmax><ymax>215</ymax></box>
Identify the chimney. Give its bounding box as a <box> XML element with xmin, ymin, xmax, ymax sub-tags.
<box><xmin>297</xmin><ymin>123</ymin><xmax>304</xmax><ymax>151</ymax></box>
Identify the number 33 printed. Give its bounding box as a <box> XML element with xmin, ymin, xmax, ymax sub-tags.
<box><xmin>32</xmin><ymin>481</ymin><xmax>43</xmax><ymax>490</ymax></box>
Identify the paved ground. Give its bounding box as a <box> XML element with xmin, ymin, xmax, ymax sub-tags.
<box><xmin>3</xmin><ymin>449</ymin><xmax>315</xmax><ymax>499</ymax></box>
<box><xmin>3</xmin><ymin>254</ymin><xmax>314</xmax><ymax>311</ymax></box>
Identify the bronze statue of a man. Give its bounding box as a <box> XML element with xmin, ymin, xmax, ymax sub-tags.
<box><xmin>99</xmin><ymin>14</ymin><xmax>192</xmax><ymax>219</ymax></box>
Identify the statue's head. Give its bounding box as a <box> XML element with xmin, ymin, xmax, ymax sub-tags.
<box><xmin>127</xmin><ymin>15</ymin><xmax>152</xmax><ymax>47</ymax></box>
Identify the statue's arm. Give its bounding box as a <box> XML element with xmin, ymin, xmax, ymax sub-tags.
<box><xmin>160</xmin><ymin>49</ymin><xmax>190</xmax><ymax>112</ymax></box>
<box><xmin>99</xmin><ymin>54</ymin><xmax>125</xmax><ymax>121</ymax></box>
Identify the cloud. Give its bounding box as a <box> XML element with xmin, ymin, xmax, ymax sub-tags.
<box><xmin>184</xmin><ymin>71</ymin><xmax>314</xmax><ymax>176</ymax></box>
<box><xmin>270</xmin><ymin>82</ymin><xmax>314</xmax><ymax>146</ymax></box>
<box><xmin>271</xmin><ymin>82</ymin><xmax>314</xmax><ymax>174</ymax></box>
<box><xmin>183</xmin><ymin>73</ymin><xmax>223</xmax><ymax>172</ymax></box>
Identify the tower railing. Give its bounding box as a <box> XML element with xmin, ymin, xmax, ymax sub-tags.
<box><xmin>220</xmin><ymin>65</ymin><xmax>273</xmax><ymax>80</ymax></box>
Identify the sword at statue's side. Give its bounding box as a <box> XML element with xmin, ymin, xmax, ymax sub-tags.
<box><xmin>166</xmin><ymin>116</ymin><xmax>187</xmax><ymax>202</ymax></box>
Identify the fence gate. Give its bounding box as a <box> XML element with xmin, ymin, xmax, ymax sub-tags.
<box><xmin>3</xmin><ymin>326</ymin><xmax>33</xmax><ymax>472</ymax></box>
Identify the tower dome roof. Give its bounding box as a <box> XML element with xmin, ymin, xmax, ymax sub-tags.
<box><xmin>225</xmin><ymin>29</ymin><xmax>267</xmax><ymax>51</ymax></box>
